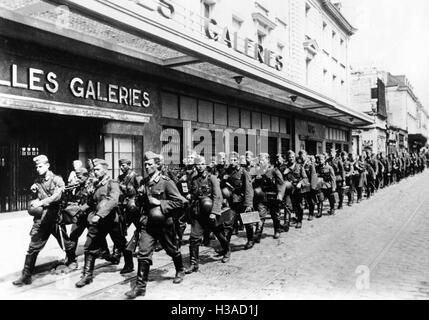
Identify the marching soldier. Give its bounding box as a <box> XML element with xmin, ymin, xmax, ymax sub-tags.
<box><xmin>250</xmin><ymin>153</ymin><xmax>285</xmax><ymax>246</ymax></box>
<box><xmin>223</xmin><ymin>152</ymin><xmax>254</xmax><ymax>244</ymax></box>
<box><xmin>282</xmin><ymin>151</ymin><xmax>307</xmax><ymax>228</ymax></box>
<box><xmin>13</xmin><ymin>155</ymin><xmax>66</xmax><ymax>286</ymax></box>
<box><xmin>315</xmin><ymin>154</ymin><xmax>337</xmax><ymax>217</ymax></box>
<box><xmin>341</xmin><ymin>152</ymin><xmax>355</xmax><ymax>206</ymax></box>
<box><xmin>185</xmin><ymin>156</ymin><xmax>230</xmax><ymax>273</ymax></box>
<box><xmin>125</xmin><ymin>151</ymin><xmax>185</xmax><ymax>299</ymax></box>
<box><xmin>354</xmin><ymin>154</ymin><xmax>367</xmax><ymax>203</ymax></box>
<box><xmin>75</xmin><ymin>159</ymin><xmax>133</xmax><ymax>288</ymax></box>
<box><xmin>365</xmin><ymin>152</ymin><xmax>376</xmax><ymax>198</ymax></box>
<box><xmin>118</xmin><ymin>159</ymin><xmax>143</xmax><ymax>229</ymax></box>
<box><xmin>327</xmin><ymin>149</ymin><xmax>345</xmax><ymax>210</ymax></box>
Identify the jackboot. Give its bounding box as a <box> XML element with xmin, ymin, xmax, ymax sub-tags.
<box><xmin>172</xmin><ymin>254</ymin><xmax>185</xmax><ymax>284</ymax></box>
<box><xmin>65</xmin><ymin>250</ymin><xmax>78</xmax><ymax>272</ymax></box>
<box><xmin>125</xmin><ymin>260</ymin><xmax>149</xmax><ymax>299</ymax></box>
<box><xmin>185</xmin><ymin>244</ymin><xmax>199</xmax><ymax>274</ymax></box>
<box><xmin>221</xmin><ymin>248</ymin><xmax>231</xmax><ymax>263</ymax></box>
<box><xmin>120</xmin><ymin>250</ymin><xmax>134</xmax><ymax>274</ymax></box>
<box><xmin>254</xmin><ymin>223</ymin><xmax>263</xmax><ymax>244</ymax></box>
<box><xmin>110</xmin><ymin>246</ymin><xmax>122</xmax><ymax>265</ymax></box>
<box><xmin>273</xmin><ymin>219</ymin><xmax>281</xmax><ymax>239</ymax></box>
<box><xmin>75</xmin><ymin>253</ymin><xmax>95</xmax><ymax>288</ymax></box>
<box><xmin>244</xmin><ymin>225</ymin><xmax>254</xmax><ymax>249</ymax></box>
<box><xmin>316</xmin><ymin>203</ymin><xmax>323</xmax><ymax>218</ymax></box>
<box><xmin>13</xmin><ymin>253</ymin><xmax>38</xmax><ymax>286</ymax></box>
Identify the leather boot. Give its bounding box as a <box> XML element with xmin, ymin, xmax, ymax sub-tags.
<box><xmin>110</xmin><ymin>247</ymin><xmax>122</xmax><ymax>265</ymax></box>
<box><xmin>120</xmin><ymin>250</ymin><xmax>134</xmax><ymax>274</ymax></box>
<box><xmin>172</xmin><ymin>254</ymin><xmax>185</xmax><ymax>284</ymax></box>
<box><xmin>244</xmin><ymin>225</ymin><xmax>254</xmax><ymax>249</ymax></box>
<box><xmin>65</xmin><ymin>250</ymin><xmax>78</xmax><ymax>272</ymax></box>
<box><xmin>254</xmin><ymin>224</ymin><xmax>263</xmax><ymax>244</ymax></box>
<box><xmin>125</xmin><ymin>260</ymin><xmax>149</xmax><ymax>299</ymax></box>
<box><xmin>221</xmin><ymin>248</ymin><xmax>231</xmax><ymax>263</ymax></box>
<box><xmin>316</xmin><ymin>203</ymin><xmax>323</xmax><ymax>218</ymax></box>
<box><xmin>273</xmin><ymin>220</ymin><xmax>281</xmax><ymax>239</ymax></box>
<box><xmin>13</xmin><ymin>253</ymin><xmax>38</xmax><ymax>286</ymax></box>
<box><xmin>75</xmin><ymin>253</ymin><xmax>95</xmax><ymax>288</ymax></box>
<box><xmin>185</xmin><ymin>244</ymin><xmax>199</xmax><ymax>274</ymax></box>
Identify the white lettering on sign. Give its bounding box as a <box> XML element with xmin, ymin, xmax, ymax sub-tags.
<box><xmin>0</xmin><ymin>64</ymin><xmax>150</xmax><ymax>108</ymax></box>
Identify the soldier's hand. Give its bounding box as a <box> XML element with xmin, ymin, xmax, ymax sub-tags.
<box><xmin>244</xmin><ymin>206</ymin><xmax>253</xmax><ymax>213</ymax></box>
<box><xmin>209</xmin><ymin>213</ymin><xmax>216</xmax><ymax>221</ymax></box>
<box><xmin>148</xmin><ymin>196</ymin><xmax>161</xmax><ymax>206</ymax></box>
<box><xmin>296</xmin><ymin>182</ymin><xmax>302</xmax><ymax>189</ymax></box>
<box><xmin>91</xmin><ymin>215</ymin><xmax>101</xmax><ymax>224</ymax></box>
<box><xmin>186</xmin><ymin>194</ymin><xmax>192</xmax><ymax>200</ymax></box>
<box><xmin>30</xmin><ymin>184</ymin><xmax>39</xmax><ymax>193</ymax></box>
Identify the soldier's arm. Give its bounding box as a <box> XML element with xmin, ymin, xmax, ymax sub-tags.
<box><xmin>242</xmin><ymin>170</ymin><xmax>254</xmax><ymax>208</ymax></box>
<box><xmin>160</xmin><ymin>179</ymin><xmax>184</xmax><ymax>216</ymax></box>
<box><xmin>209</xmin><ymin>175</ymin><xmax>222</xmax><ymax>215</ymax></box>
<box><xmin>329</xmin><ymin>167</ymin><xmax>337</xmax><ymax>191</ymax></box>
<box><xmin>274</xmin><ymin>168</ymin><xmax>286</xmax><ymax>200</ymax></box>
<box><xmin>40</xmin><ymin>176</ymin><xmax>65</xmax><ymax>207</ymax></box>
<box><xmin>96</xmin><ymin>180</ymin><xmax>120</xmax><ymax>218</ymax></box>
<box><xmin>309</xmin><ymin>164</ymin><xmax>319</xmax><ymax>189</ymax></box>
<box><xmin>339</xmin><ymin>160</ymin><xmax>346</xmax><ymax>181</ymax></box>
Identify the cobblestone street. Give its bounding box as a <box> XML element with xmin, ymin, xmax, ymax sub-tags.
<box><xmin>1</xmin><ymin>171</ymin><xmax>429</xmax><ymax>300</ymax></box>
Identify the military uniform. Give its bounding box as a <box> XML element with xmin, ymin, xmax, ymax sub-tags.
<box><xmin>13</xmin><ymin>155</ymin><xmax>65</xmax><ymax>286</ymax></box>
<box><xmin>300</xmin><ymin>159</ymin><xmax>318</xmax><ymax>219</ymax></box>
<box><xmin>224</xmin><ymin>165</ymin><xmax>254</xmax><ymax>242</ymax></box>
<box><xmin>315</xmin><ymin>162</ymin><xmax>337</xmax><ymax>216</ymax></box>
<box><xmin>186</xmin><ymin>169</ymin><xmax>230</xmax><ymax>271</ymax></box>
<box><xmin>125</xmin><ymin>152</ymin><xmax>185</xmax><ymax>299</ymax></box>
<box><xmin>118</xmin><ymin>163</ymin><xmax>142</xmax><ymax>228</ymax></box>
<box><xmin>353</xmin><ymin>158</ymin><xmax>367</xmax><ymax>202</ymax></box>
<box><xmin>328</xmin><ymin>156</ymin><xmax>345</xmax><ymax>209</ymax></box>
<box><xmin>282</xmin><ymin>162</ymin><xmax>307</xmax><ymax>227</ymax></box>
<box><xmin>342</xmin><ymin>157</ymin><xmax>355</xmax><ymax>206</ymax></box>
<box><xmin>75</xmin><ymin>159</ymin><xmax>132</xmax><ymax>288</ymax></box>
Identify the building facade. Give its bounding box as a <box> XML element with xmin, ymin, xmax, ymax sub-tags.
<box><xmin>0</xmin><ymin>0</ymin><xmax>372</xmax><ymax>212</ymax></box>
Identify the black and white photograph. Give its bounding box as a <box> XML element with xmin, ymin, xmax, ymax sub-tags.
<box><xmin>0</xmin><ymin>0</ymin><xmax>429</xmax><ymax>303</ymax></box>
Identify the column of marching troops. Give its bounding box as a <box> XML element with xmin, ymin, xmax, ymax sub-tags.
<box><xmin>12</xmin><ymin>148</ymin><xmax>429</xmax><ymax>299</ymax></box>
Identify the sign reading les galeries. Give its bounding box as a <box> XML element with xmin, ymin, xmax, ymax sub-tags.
<box><xmin>0</xmin><ymin>50</ymin><xmax>152</xmax><ymax>111</ymax></box>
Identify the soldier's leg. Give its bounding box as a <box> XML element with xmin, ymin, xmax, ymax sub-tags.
<box><xmin>292</xmin><ymin>193</ymin><xmax>304</xmax><ymax>228</ymax></box>
<box><xmin>268</xmin><ymin>200</ymin><xmax>282</xmax><ymax>238</ymax></box>
<box><xmin>13</xmin><ymin>221</ymin><xmax>51</xmax><ymax>286</ymax></box>
<box><xmin>185</xmin><ymin>217</ymin><xmax>204</xmax><ymax>273</ymax></box>
<box><xmin>327</xmin><ymin>189</ymin><xmax>336</xmax><ymax>215</ymax></box>
<box><xmin>225</xmin><ymin>204</ymin><xmax>239</xmax><ymax>242</ymax></box>
<box><xmin>159</xmin><ymin>217</ymin><xmax>185</xmax><ymax>284</ymax></box>
<box><xmin>125</xmin><ymin>226</ymin><xmax>156</xmax><ymax>299</ymax></box>
<box><xmin>108</xmin><ymin>215</ymin><xmax>134</xmax><ymax>274</ymax></box>
<box><xmin>337</xmin><ymin>183</ymin><xmax>344</xmax><ymax>209</ymax></box>
<box><xmin>306</xmin><ymin>192</ymin><xmax>315</xmax><ymax>220</ymax></box>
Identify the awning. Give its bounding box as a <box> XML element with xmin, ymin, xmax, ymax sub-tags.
<box><xmin>0</xmin><ymin>0</ymin><xmax>373</xmax><ymax>127</ymax></box>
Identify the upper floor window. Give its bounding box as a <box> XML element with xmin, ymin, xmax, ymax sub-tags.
<box><xmin>305</xmin><ymin>3</ymin><xmax>311</xmax><ymax>17</ymax></box>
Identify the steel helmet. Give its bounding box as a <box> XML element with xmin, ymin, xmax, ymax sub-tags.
<box><xmin>27</xmin><ymin>200</ymin><xmax>44</xmax><ymax>218</ymax></box>
<box><xmin>147</xmin><ymin>206</ymin><xmax>165</xmax><ymax>225</ymax></box>
<box><xmin>199</xmin><ymin>197</ymin><xmax>213</xmax><ymax>216</ymax></box>
<box><xmin>253</xmin><ymin>187</ymin><xmax>265</xmax><ymax>202</ymax></box>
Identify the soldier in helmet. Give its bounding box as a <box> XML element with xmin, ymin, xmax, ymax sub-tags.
<box><xmin>315</xmin><ymin>154</ymin><xmax>337</xmax><ymax>217</ymax></box>
<box><xmin>282</xmin><ymin>151</ymin><xmax>308</xmax><ymax>229</ymax></box>
<box><xmin>222</xmin><ymin>152</ymin><xmax>253</xmax><ymax>246</ymax></box>
<box><xmin>125</xmin><ymin>151</ymin><xmax>185</xmax><ymax>299</ymax></box>
<box><xmin>327</xmin><ymin>149</ymin><xmax>345</xmax><ymax>210</ymax></box>
<box><xmin>75</xmin><ymin>159</ymin><xmax>133</xmax><ymax>288</ymax></box>
<box><xmin>13</xmin><ymin>155</ymin><xmax>66</xmax><ymax>286</ymax></box>
<box><xmin>185</xmin><ymin>156</ymin><xmax>230</xmax><ymax>272</ymax></box>
<box><xmin>341</xmin><ymin>152</ymin><xmax>355</xmax><ymax>206</ymax></box>
<box><xmin>298</xmin><ymin>150</ymin><xmax>318</xmax><ymax>220</ymax></box>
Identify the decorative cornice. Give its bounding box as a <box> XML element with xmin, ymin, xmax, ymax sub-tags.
<box><xmin>251</xmin><ymin>12</ymin><xmax>277</xmax><ymax>31</ymax></box>
<box><xmin>320</xmin><ymin>0</ymin><xmax>357</xmax><ymax>36</ymax></box>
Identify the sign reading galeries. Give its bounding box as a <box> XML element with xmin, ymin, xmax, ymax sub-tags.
<box><xmin>99</xmin><ymin>0</ymin><xmax>284</xmax><ymax>71</ymax></box>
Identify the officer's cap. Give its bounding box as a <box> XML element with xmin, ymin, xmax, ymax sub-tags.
<box><xmin>228</xmin><ymin>151</ymin><xmax>239</xmax><ymax>159</ymax></box>
<box><xmin>144</xmin><ymin>151</ymin><xmax>161</xmax><ymax>162</ymax></box>
<box><xmin>33</xmin><ymin>155</ymin><xmax>49</xmax><ymax>165</ymax></box>
<box><xmin>119</xmin><ymin>159</ymin><xmax>131</xmax><ymax>165</ymax></box>
<box><xmin>93</xmin><ymin>159</ymin><xmax>109</xmax><ymax>168</ymax></box>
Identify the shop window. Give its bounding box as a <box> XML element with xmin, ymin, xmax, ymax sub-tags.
<box><xmin>343</xmin><ymin>144</ymin><xmax>349</xmax><ymax>153</ymax></box>
<box><xmin>326</xmin><ymin>142</ymin><xmax>333</xmax><ymax>153</ymax></box>
<box><xmin>104</xmin><ymin>135</ymin><xmax>143</xmax><ymax>179</ymax></box>
<box><xmin>161</xmin><ymin>91</ymin><xmax>179</xmax><ymax>119</ymax></box>
<box><xmin>286</xmin><ymin>118</ymin><xmax>291</xmax><ymax>134</ymax></box>
<box><xmin>214</xmin><ymin>103</ymin><xmax>227</xmax><ymax>125</ymax></box>
<box><xmin>180</xmin><ymin>96</ymin><xmax>197</xmax><ymax>121</ymax></box>
<box><xmin>268</xmin><ymin>137</ymin><xmax>278</xmax><ymax>162</ymax></box>
<box><xmin>198</xmin><ymin>100</ymin><xmax>214</xmax><ymax>124</ymax></box>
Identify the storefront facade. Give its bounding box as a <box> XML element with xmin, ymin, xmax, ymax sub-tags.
<box><xmin>0</xmin><ymin>0</ymin><xmax>372</xmax><ymax>212</ymax></box>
